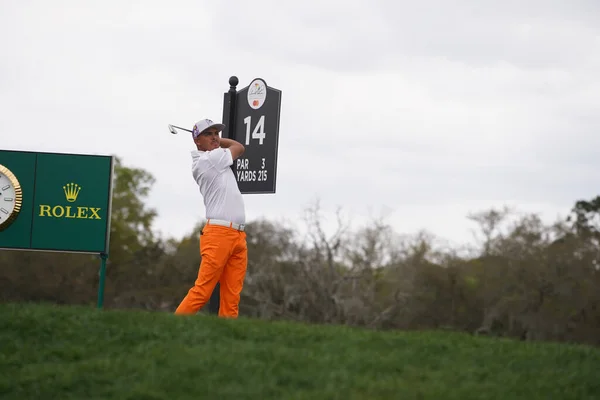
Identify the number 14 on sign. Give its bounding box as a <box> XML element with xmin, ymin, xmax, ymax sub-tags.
<box><xmin>244</xmin><ymin>115</ymin><xmax>266</xmax><ymax>145</ymax></box>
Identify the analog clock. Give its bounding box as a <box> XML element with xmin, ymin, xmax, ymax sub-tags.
<box><xmin>0</xmin><ymin>164</ymin><xmax>23</xmax><ymax>231</ymax></box>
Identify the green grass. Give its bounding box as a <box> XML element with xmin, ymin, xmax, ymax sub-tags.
<box><xmin>1</xmin><ymin>303</ymin><xmax>599</xmax><ymax>400</ymax></box>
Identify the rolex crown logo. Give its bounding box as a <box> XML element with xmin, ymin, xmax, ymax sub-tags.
<box><xmin>63</xmin><ymin>182</ymin><xmax>81</xmax><ymax>203</ymax></box>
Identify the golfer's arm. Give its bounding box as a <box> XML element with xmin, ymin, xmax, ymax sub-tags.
<box><xmin>220</xmin><ymin>138</ymin><xmax>245</xmax><ymax>160</ymax></box>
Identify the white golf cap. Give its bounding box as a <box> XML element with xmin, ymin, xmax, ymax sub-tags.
<box><xmin>192</xmin><ymin>118</ymin><xmax>226</xmax><ymax>138</ymax></box>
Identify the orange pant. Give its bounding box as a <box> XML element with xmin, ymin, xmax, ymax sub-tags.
<box><xmin>175</xmin><ymin>224</ymin><xmax>248</xmax><ymax>317</ymax></box>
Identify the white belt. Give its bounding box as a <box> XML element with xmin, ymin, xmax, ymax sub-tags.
<box><xmin>206</xmin><ymin>218</ymin><xmax>245</xmax><ymax>231</ymax></box>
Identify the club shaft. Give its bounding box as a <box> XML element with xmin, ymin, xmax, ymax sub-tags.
<box><xmin>172</xmin><ymin>125</ymin><xmax>193</xmax><ymax>133</ymax></box>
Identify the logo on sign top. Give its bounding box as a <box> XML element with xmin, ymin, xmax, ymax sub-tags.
<box><xmin>248</xmin><ymin>79</ymin><xmax>267</xmax><ymax>110</ymax></box>
<box><xmin>63</xmin><ymin>182</ymin><xmax>81</xmax><ymax>202</ymax></box>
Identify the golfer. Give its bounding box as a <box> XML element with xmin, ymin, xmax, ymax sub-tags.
<box><xmin>175</xmin><ymin>118</ymin><xmax>248</xmax><ymax>318</ymax></box>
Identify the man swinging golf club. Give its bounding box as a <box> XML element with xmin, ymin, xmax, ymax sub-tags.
<box><xmin>175</xmin><ymin>118</ymin><xmax>248</xmax><ymax>318</ymax></box>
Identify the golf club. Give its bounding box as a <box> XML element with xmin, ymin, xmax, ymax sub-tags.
<box><xmin>168</xmin><ymin>124</ymin><xmax>193</xmax><ymax>135</ymax></box>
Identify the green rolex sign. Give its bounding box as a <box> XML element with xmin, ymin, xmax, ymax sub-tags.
<box><xmin>0</xmin><ymin>149</ymin><xmax>114</xmax><ymax>308</ymax></box>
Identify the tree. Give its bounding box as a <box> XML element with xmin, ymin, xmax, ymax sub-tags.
<box><xmin>107</xmin><ymin>157</ymin><xmax>159</xmax><ymax>265</ymax></box>
<box><xmin>93</xmin><ymin>156</ymin><xmax>165</xmax><ymax>307</ymax></box>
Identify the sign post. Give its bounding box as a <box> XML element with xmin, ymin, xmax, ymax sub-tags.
<box><xmin>208</xmin><ymin>76</ymin><xmax>282</xmax><ymax>314</ymax></box>
<box><xmin>0</xmin><ymin>149</ymin><xmax>114</xmax><ymax>309</ymax></box>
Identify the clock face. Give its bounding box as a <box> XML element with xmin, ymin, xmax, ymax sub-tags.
<box><xmin>0</xmin><ymin>164</ymin><xmax>23</xmax><ymax>231</ymax></box>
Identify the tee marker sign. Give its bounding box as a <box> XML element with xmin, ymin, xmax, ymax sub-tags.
<box><xmin>221</xmin><ymin>76</ymin><xmax>282</xmax><ymax>194</ymax></box>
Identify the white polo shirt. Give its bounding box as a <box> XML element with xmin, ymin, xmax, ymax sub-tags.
<box><xmin>191</xmin><ymin>148</ymin><xmax>245</xmax><ymax>225</ymax></box>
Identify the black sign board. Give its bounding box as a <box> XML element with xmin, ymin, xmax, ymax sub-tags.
<box><xmin>221</xmin><ymin>76</ymin><xmax>282</xmax><ymax>194</ymax></box>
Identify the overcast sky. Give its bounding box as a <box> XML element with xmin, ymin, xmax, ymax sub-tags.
<box><xmin>1</xmin><ymin>0</ymin><xmax>599</xmax><ymax>249</ymax></box>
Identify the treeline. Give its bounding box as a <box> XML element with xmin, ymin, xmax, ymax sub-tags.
<box><xmin>1</xmin><ymin>157</ymin><xmax>599</xmax><ymax>347</ymax></box>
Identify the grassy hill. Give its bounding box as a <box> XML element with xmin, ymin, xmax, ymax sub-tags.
<box><xmin>1</xmin><ymin>303</ymin><xmax>599</xmax><ymax>400</ymax></box>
